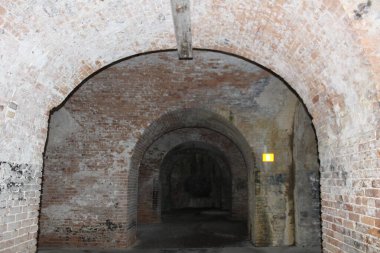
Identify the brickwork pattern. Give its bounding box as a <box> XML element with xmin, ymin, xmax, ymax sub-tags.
<box><xmin>0</xmin><ymin>1</ymin><xmax>378</xmax><ymax>252</ymax></box>
<box><xmin>320</xmin><ymin>130</ymin><xmax>380</xmax><ymax>253</ymax></box>
<box><xmin>39</xmin><ymin>52</ymin><xmax>301</xmax><ymax>248</ymax></box>
<box><xmin>0</xmin><ymin>163</ymin><xmax>41</xmax><ymax>253</ymax></box>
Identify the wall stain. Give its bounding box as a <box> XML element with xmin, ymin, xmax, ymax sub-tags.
<box><xmin>354</xmin><ymin>1</ymin><xmax>372</xmax><ymax>20</ymax></box>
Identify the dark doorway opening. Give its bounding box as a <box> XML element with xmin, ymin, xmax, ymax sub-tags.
<box><xmin>136</xmin><ymin>142</ymin><xmax>247</xmax><ymax>249</ymax></box>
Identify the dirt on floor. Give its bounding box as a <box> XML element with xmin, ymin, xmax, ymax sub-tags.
<box><xmin>38</xmin><ymin>208</ymin><xmax>321</xmax><ymax>253</ymax></box>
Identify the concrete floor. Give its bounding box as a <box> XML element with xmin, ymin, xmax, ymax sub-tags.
<box><xmin>136</xmin><ymin>209</ymin><xmax>247</xmax><ymax>249</ymax></box>
<box><xmin>38</xmin><ymin>209</ymin><xmax>321</xmax><ymax>253</ymax></box>
<box><xmin>39</xmin><ymin>248</ymin><xmax>321</xmax><ymax>253</ymax></box>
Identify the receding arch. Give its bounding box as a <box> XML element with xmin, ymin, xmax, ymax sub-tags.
<box><xmin>130</xmin><ymin>108</ymin><xmax>255</xmax><ymax>244</ymax></box>
<box><xmin>130</xmin><ymin>107</ymin><xmax>255</xmax><ymax>171</ymax></box>
<box><xmin>160</xmin><ymin>141</ymin><xmax>233</xmax><ymax>213</ymax></box>
<box><xmin>38</xmin><ymin>49</ymin><xmax>323</xmax><ymax>249</ymax></box>
<box><xmin>0</xmin><ymin>2</ymin><xmax>379</xmax><ymax>252</ymax></box>
<box><xmin>137</xmin><ymin>128</ymin><xmax>246</xmax><ymax>224</ymax></box>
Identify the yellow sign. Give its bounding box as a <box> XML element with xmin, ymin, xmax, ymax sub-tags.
<box><xmin>262</xmin><ymin>153</ymin><xmax>274</xmax><ymax>162</ymax></box>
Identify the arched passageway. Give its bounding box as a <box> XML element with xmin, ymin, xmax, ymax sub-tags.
<box><xmin>136</xmin><ymin>141</ymin><xmax>248</xmax><ymax>249</ymax></box>
<box><xmin>0</xmin><ymin>2</ymin><xmax>378</xmax><ymax>252</ymax></box>
<box><xmin>35</xmin><ymin>50</ymin><xmax>323</xmax><ymax>252</ymax></box>
<box><xmin>137</xmin><ymin>128</ymin><xmax>248</xmax><ymax>225</ymax></box>
<box><xmin>160</xmin><ymin>142</ymin><xmax>233</xmax><ymax>213</ymax></box>
<box><xmin>131</xmin><ymin>108</ymin><xmax>253</xmax><ymax>248</ymax></box>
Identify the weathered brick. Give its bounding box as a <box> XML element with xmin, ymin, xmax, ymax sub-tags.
<box><xmin>39</xmin><ymin>52</ymin><xmax>321</xmax><ymax>248</ymax></box>
<box><xmin>366</xmin><ymin>189</ymin><xmax>380</xmax><ymax>198</ymax></box>
<box><xmin>361</xmin><ymin>216</ymin><xmax>376</xmax><ymax>226</ymax></box>
<box><xmin>348</xmin><ymin>213</ymin><xmax>360</xmax><ymax>222</ymax></box>
<box><xmin>372</xmin><ymin>180</ymin><xmax>380</xmax><ymax>188</ymax></box>
<box><xmin>0</xmin><ymin>1</ymin><xmax>378</xmax><ymax>252</ymax></box>
<box><xmin>15</xmin><ymin>212</ymin><xmax>27</xmax><ymax>221</ymax></box>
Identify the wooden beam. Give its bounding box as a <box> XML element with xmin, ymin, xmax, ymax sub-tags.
<box><xmin>170</xmin><ymin>0</ymin><xmax>192</xmax><ymax>59</ymax></box>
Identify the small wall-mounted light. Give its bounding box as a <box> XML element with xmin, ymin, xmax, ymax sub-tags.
<box><xmin>262</xmin><ymin>153</ymin><xmax>274</xmax><ymax>162</ymax></box>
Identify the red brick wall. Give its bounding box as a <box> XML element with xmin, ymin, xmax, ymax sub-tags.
<box><xmin>320</xmin><ymin>130</ymin><xmax>380</xmax><ymax>253</ymax></box>
<box><xmin>39</xmin><ymin>51</ymin><xmax>307</xmax><ymax>248</ymax></box>
<box><xmin>0</xmin><ymin>1</ymin><xmax>378</xmax><ymax>253</ymax></box>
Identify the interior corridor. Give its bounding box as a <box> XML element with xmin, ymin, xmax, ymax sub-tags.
<box><xmin>1</xmin><ymin>2</ymin><xmax>379</xmax><ymax>253</ymax></box>
<box><xmin>35</xmin><ymin>51</ymin><xmax>322</xmax><ymax>252</ymax></box>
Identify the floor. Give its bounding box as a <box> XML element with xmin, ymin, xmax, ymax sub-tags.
<box><xmin>38</xmin><ymin>209</ymin><xmax>321</xmax><ymax>253</ymax></box>
<box><xmin>39</xmin><ymin>248</ymin><xmax>321</xmax><ymax>253</ymax></box>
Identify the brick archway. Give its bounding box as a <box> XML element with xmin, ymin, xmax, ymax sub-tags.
<box><xmin>130</xmin><ymin>108</ymin><xmax>254</xmax><ymax>245</ymax></box>
<box><xmin>0</xmin><ymin>1</ymin><xmax>378</xmax><ymax>252</ymax></box>
<box><xmin>1</xmin><ymin>1</ymin><xmax>376</xmax><ymax>163</ymax></box>
<box><xmin>137</xmin><ymin>133</ymin><xmax>243</xmax><ymax>223</ymax></box>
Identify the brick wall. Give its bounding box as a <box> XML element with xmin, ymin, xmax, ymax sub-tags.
<box><xmin>293</xmin><ymin>102</ymin><xmax>321</xmax><ymax>247</ymax></box>
<box><xmin>0</xmin><ymin>1</ymin><xmax>378</xmax><ymax>252</ymax></box>
<box><xmin>38</xmin><ymin>51</ymin><xmax>320</xmax><ymax>248</ymax></box>
<box><xmin>320</xmin><ymin>130</ymin><xmax>380</xmax><ymax>253</ymax></box>
<box><xmin>0</xmin><ymin>163</ymin><xmax>41</xmax><ymax>252</ymax></box>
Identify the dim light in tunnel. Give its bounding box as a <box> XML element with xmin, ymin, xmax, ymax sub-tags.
<box><xmin>262</xmin><ymin>153</ymin><xmax>274</xmax><ymax>162</ymax></box>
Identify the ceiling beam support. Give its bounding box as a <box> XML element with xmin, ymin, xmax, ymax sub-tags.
<box><xmin>170</xmin><ymin>0</ymin><xmax>193</xmax><ymax>60</ymax></box>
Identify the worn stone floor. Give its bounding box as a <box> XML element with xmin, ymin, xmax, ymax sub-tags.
<box><xmin>38</xmin><ymin>209</ymin><xmax>321</xmax><ymax>253</ymax></box>
<box><xmin>39</xmin><ymin>247</ymin><xmax>321</xmax><ymax>253</ymax></box>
